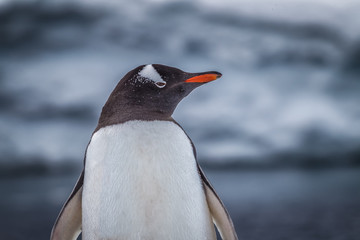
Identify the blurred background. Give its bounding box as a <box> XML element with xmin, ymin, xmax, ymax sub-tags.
<box><xmin>1</xmin><ymin>0</ymin><xmax>360</xmax><ymax>239</ymax></box>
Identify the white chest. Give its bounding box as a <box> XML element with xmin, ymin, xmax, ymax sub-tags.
<box><xmin>82</xmin><ymin>120</ymin><xmax>215</xmax><ymax>240</ymax></box>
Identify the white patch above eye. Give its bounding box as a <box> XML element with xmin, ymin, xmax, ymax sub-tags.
<box><xmin>138</xmin><ymin>64</ymin><xmax>166</xmax><ymax>88</ymax></box>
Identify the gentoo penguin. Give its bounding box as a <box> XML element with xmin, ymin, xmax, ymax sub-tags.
<box><xmin>51</xmin><ymin>64</ymin><xmax>238</xmax><ymax>240</ymax></box>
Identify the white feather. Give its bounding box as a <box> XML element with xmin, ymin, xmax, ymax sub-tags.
<box><xmin>137</xmin><ymin>64</ymin><xmax>166</xmax><ymax>87</ymax></box>
<box><xmin>82</xmin><ymin>120</ymin><xmax>215</xmax><ymax>240</ymax></box>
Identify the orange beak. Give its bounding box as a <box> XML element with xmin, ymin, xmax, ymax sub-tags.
<box><xmin>185</xmin><ymin>72</ymin><xmax>222</xmax><ymax>83</ymax></box>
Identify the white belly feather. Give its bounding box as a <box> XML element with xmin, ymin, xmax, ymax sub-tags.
<box><xmin>82</xmin><ymin>120</ymin><xmax>215</xmax><ymax>240</ymax></box>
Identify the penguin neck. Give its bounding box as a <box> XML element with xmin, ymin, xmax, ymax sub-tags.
<box><xmin>95</xmin><ymin>102</ymin><xmax>174</xmax><ymax>133</ymax></box>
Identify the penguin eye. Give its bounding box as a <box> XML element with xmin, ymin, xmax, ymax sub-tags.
<box><xmin>155</xmin><ymin>81</ymin><xmax>166</xmax><ymax>88</ymax></box>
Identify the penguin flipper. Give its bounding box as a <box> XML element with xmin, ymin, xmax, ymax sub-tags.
<box><xmin>50</xmin><ymin>171</ymin><xmax>83</xmax><ymax>240</ymax></box>
<box><xmin>198</xmin><ymin>165</ymin><xmax>238</xmax><ymax>240</ymax></box>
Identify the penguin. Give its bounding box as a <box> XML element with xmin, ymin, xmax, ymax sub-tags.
<box><xmin>50</xmin><ymin>64</ymin><xmax>238</xmax><ymax>240</ymax></box>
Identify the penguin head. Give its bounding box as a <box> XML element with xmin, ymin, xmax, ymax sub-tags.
<box><xmin>104</xmin><ymin>64</ymin><xmax>221</xmax><ymax>119</ymax></box>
